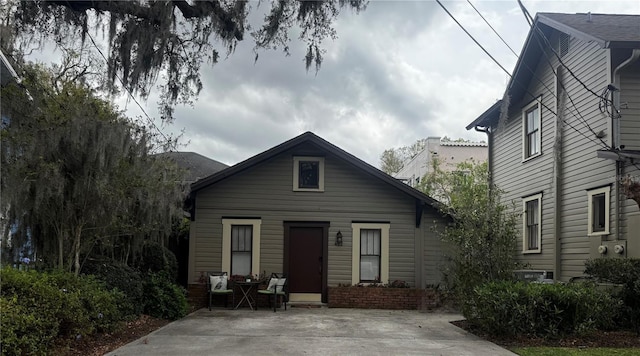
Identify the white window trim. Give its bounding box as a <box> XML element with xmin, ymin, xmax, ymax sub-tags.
<box><xmin>587</xmin><ymin>186</ymin><xmax>610</xmax><ymax>236</ymax></box>
<box><xmin>351</xmin><ymin>223</ymin><xmax>389</xmax><ymax>285</ymax></box>
<box><xmin>522</xmin><ymin>97</ymin><xmax>542</xmax><ymax>162</ymax></box>
<box><xmin>293</xmin><ymin>156</ymin><xmax>325</xmax><ymax>192</ymax></box>
<box><xmin>522</xmin><ymin>193</ymin><xmax>542</xmax><ymax>254</ymax></box>
<box><xmin>222</xmin><ymin>219</ymin><xmax>261</xmax><ymax>277</ymax></box>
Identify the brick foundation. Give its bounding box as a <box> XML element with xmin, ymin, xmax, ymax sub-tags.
<box><xmin>328</xmin><ymin>286</ymin><xmax>441</xmax><ymax>310</ymax></box>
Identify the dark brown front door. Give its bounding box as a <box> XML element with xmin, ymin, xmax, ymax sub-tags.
<box><xmin>288</xmin><ymin>227</ymin><xmax>323</xmax><ymax>293</ymax></box>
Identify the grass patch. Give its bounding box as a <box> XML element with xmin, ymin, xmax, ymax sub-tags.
<box><xmin>512</xmin><ymin>347</ymin><xmax>640</xmax><ymax>356</ymax></box>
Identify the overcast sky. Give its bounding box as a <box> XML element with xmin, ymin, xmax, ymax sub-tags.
<box><xmin>118</xmin><ymin>0</ymin><xmax>640</xmax><ymax>168</ymax></box>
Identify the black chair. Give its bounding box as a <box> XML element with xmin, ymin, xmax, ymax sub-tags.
<box><xmin>257</xmin><ymin>273</ymin><xmax>288</xmax><ymax>312</ymax></box>
<box><xmin>207</xmin><ymin>271</ymin><xmax>234</xmax><ymax>310</ymax></box>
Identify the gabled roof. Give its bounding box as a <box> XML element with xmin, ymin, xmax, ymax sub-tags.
<box><xmin>538</xmin><ymin>13</ymin><xmax>640</xmax><ymax>48</ymax></box>
<box><xmin>467</xmin><ymin>12</ymin><xmax>640</xmax><ymax>130</ymax></box>
<box><xmin>191</xmin><ymin>132</ymin><xmax>442</xmax><ymax>213</ymax></box>
<box><xmin>1</xmin><ymin>50</ymin><xmax>19</xmax><ymax>86</ymax></box>
<box><xmin>158</xmin><ymin>151</ymin><xmax>228</xmax><ymax>183</ymax></box>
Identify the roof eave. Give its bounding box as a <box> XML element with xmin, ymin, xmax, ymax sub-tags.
<box><xmin>465</xmin><ymin>100</ymin><xmax>502</xmax><ymax>130</ymax></box>
<box><xmin>537</xmin><ymin>14</ymin><xmax>606</xmax><ymax>47</ymax></box>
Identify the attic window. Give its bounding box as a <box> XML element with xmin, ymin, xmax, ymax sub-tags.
<box><xmin>293</xmin><ymin>156</ymin><xmax>325</xmax><ymax>192</ymax></box>
<box><xmin>558</xmin><ymin>33</ymin><xmax>570</xmax><ymax>58</ymax></box>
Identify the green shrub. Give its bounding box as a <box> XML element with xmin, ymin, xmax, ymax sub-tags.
<box><xmin>463</xmin><ymin>281</ymin><xmax>620</xmax><ymax>337</ymax></box>
<box><xmin>585</xmin><ymin>258</ymin><xmax>640</xmax><ymax>332</ymax></box>
<box><xmin>135</xmin><ymin>242</ymin><xmax>178</xmax><ymax>281</ymax></box>
<box><xmin>142</xmin><ymin>272</ymin><xmax>188</xmax><ymax>320</ymax></box>
<box><xmin>0</xmin><ymin>268</ymin><xmax>124</xmax><ymax>355</ymax></box>
<box><xmin>46</xmin><ymin>270</ymin><xmax>124</xmax><ymax>333</ymax></box>
<box><xmin>82</xmin><ymin>257</ymin><xmax>144</xmax><ymax>317</ymax></box>
<box><xmin>1</xmin><ymin>295</ymin><xmax>59</xmax><ymax>355</ymax></box>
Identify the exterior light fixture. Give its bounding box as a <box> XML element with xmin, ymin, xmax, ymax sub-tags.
<box><xmin>335</xmin><ymin>230</ymin><xmax>343</xmax><ymax>246</ymax></box>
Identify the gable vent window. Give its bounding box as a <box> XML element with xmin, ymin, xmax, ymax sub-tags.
<box><xmin>558</xmin><ymin>33</ymin><xmax>570</xmax><ymax>58</ymax></box>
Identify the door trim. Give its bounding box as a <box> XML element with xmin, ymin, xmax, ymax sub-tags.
<box><xmin>283</xmin><ymin>221</ymin><xmax>329</xmax><ymax>303</ymax></box>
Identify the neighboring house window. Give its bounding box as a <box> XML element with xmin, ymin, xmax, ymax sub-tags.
<box><xmin>588</xmin><ymin>186</ymin><xmax>610</xmax><ymax>236</ymax></box>
<box><xmin>351</xmin><ymin>222</ymin><xmax>390</xmax><ymax>284</ymax></box>
<box><xmin>293</xmin><ymin>156</ymin><xmax>325</xmax><ymax>192</ymax></box>
<box><xmin>222</xmin><ymin>219</ymin><xmax>261</xmax><ymax>277</ymax></box>
<box><xmin>522</xmin><ymin>193</ymin><xmax>542</xmax><ymax>253</ymax></box>
<box><xmin>523</xmin><ymin>98</ymin><xmax>542</xmax><ymax>160</ymax></box>
<box><xmin>360</xmin><ymin>229</ymin><xmax>381</xmax><ymax>282</ymax></box>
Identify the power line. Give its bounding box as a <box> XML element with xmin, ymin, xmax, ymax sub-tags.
<box><xmin>82</xmin><ymin>30</ymin><xmax>173</xmax><ymax>147</ymax></box>
<box><xmin>435</xmin><ymin>0</ymin><xmax>512</xmax><ymax>78</ymax></box>
<box><xmin>466</xmin><ymin>0</ymin><xmax>519</xmax><ymax>58</ymax></box>
<box><xmin>437</xmin><ymin>0</ymin><xmax>605</xmax><ymax>148</ymax></box>
<box><xmin>63</xmin><ymin>1</ymin><xmax>175</xmax><ymax>150</ymax></box>
<box><xmin>515</xmin><ymin>2</ymin><xmax>610</xmax><ymax>149</ymax></box>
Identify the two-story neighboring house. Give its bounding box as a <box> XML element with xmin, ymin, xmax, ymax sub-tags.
<box><xmin>394</xmin><ymin>137</ymin><xmax>488</xmax><ymax>188</ymax></box>
<box><xmin>466</xmin><ymin>13</ymin><xmax>640</xmax><ymax>281</ymax></box>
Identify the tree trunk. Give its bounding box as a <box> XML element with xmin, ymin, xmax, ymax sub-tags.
<box><xmin>73</xmin><ymin>227</ymin><xmax>82</xmax><ymax>276</ymax></box>
<box><xmin>58</xmin><ymin>233</ymin><xmax>64</xmax><ymax>269</ymax></box>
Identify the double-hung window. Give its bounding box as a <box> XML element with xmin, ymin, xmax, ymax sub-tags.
<box><xmin>351</xmin><ymin>222</ymin><xmax>389</xmax><ymax>284</ymax></box>
<box><xmin>360</xmin><ymin>229</ymin><xmax>381</xmax><ymax>282</ymax></box>
<box><xmin>523</xmin><ymin>193</ymin><xmax>542</xmax><ymax>253</ymax></box>
<box><xmin>222</xmin><ymin>219</ymin><xmax>261</xmax><ymax>278</ymax></box>
<box><xmin>523</xmin><ymin>98</ymin><xmax>542</xmax><ymax>160</ymax></box>
<box><xmin>231</xmin><ymin>225</ymin><xmax>252</xmax><ymax>276</ymax></box>
<box><xmin>588</xmin><ymin>186</ymin><xmax>610</xmax><ymax>236</ymax></box>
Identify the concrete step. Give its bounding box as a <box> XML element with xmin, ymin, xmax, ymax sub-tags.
<box><xmin>288</xmin><ymin>301</ymin><xmax>327</xmax><ymax>309</ymax></box>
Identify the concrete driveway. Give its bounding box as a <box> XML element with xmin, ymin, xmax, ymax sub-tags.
<box><xmin>106</xmin><ymin>308</ymin><xmax>516</xmax><ymax>356</ymax></box>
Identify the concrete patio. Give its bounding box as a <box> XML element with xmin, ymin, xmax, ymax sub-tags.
<box><xmin>106</xmin><ymin>307</ymin><xmax>515</xmax><ymax>356</ymax></box>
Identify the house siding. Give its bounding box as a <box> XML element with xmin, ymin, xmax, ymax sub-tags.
<box><xmin>189</xmin><ymin>145</ymin><xmax>445</xmax><ymax>288</ymax></box>
<box><xmin>619</xmin><ymin>60</ymin><xmax>640</xmax><ymax>151</ymax></box>
<box><xmin>491</xmin><ymin>33</ymin><xmax>618</xmax><ymax>280</ymax></box>
<box><xmin>619</xmin><ymin>60</ymin><xmax>640</xmax><ymax>244</ymax></box>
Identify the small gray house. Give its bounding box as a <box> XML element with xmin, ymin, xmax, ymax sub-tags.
<box><xmin>187</xmin><ymin>132</ymin><xmax>448</xmax><ymax>304</ymax></box>
<box><xmin>467</xmin><ymin>13</ymin><xmax>640</xmax><ymax>281</ymax></box>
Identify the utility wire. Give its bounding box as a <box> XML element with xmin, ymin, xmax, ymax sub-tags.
<box><xmin>517</xmin><ymin>0</ymin><xmax>534</xmax><ymax>26</ymax></box>
<box><xmin>435</xmin><ymin>0</ymin><xmax>512</xmax><ymax>78</ymax></box>
<box><xmin>466</xmin><ymin>0</ymin><xmax>519</xmax><ymax>58</ymax></box>
<box><xmin>515</xmin><ymin>1</ymin><xmax>610</xmax><ymax>149</ymax></box>
<box><xmin>83</xmin><ymin>30</ymin><xmax>174</xmax><ymax>148</ymax></box>
<box><xmin>437</xmin><ymin>0</ymin><xmax>605</xmax><ymax>148</ymax></box>
<box><xmin>64</xmin><ymin>1</ymin><xmax>174</xmax><ymax>151</ymax></box>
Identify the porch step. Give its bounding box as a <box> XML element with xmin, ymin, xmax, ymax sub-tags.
<box><xmin>288</xmin><ymin>301</ymin><xmax>327</xmax><ymax>309</ymax></box>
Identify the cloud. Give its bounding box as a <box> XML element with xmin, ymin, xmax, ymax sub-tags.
<box><xmin>115</xmin><ymin>0</ymin><xmax>640</xmax><ymax>168</ymax></box>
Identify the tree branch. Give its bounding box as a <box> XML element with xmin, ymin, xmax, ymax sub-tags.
<box><xmin>47</xmin><ymin>0</ymin><xmax>243</xmax><ymax>40</ymax></box>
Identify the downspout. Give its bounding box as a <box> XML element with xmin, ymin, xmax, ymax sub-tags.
<box><xmin>612</xmin><ymin>49</ymin><xmax>640</xmax><ymax>241</ymax></box>
<box><xmin>474</xmin><ymin>126</ymin><xmax>492</xmax><ymax>188</ymax></box>
<box><xmin>555</xmin><ymin>66</ymin><xmax>565</xmax><ymax>281</ymax></box>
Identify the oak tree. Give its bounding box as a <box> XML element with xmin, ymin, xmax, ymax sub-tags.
<box><xmin>2</xmin><ymin>0</ymin><xmax>367</xmax><ymax>121</ymax></box>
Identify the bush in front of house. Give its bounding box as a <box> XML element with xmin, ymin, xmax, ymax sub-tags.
<box><xmin>463</xmin><ymin>280</ymin><xmax>620</xmax><ymax>337</ymax></box>
<box><xmin>0</xmin><ymin>268</ymin><xmax>123</xmax><ymax>355</ymax></box>
<box><xmin>135</xmin><ymin>241</ymin><xmax>179</xmax><ymax>282</ymax></box>
<box><xmin>584</xmin><ymin>258</ymin><xmax>640</xmax><ymax>332</ymax></box>
<box><xmin>82</xmin><ymin>257</ymin><xmax>145</xmax><ymax>318</ymax></box>
<box><xmin>142</xmin><ymin>271</ymin><xmax>189</xmax><ymax>320</ymax></box>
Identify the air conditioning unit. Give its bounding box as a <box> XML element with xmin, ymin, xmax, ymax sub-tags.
<box><xmin>513</xmin><ymin>270</ymin><xmax>554</xmax><ymax>283</ymax></box>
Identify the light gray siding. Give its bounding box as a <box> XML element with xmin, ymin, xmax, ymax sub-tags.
<box><xmin>618</xmin><ymin>59</ymin><xmax>640</xmax><ymax>246</ymax></box>
<box><xmin>620</xmin><ymin>60</ymin><xmax>640</xmax><ymax>151</ymax></box>
<box><xmin>190</xmin><ymin>144</ymin><xmax>445</xmax><ymax>287</ymax></box>
<box><xmin>491</xmin><ymin>32</ymin><xmax>618</xmax><ymax>280</ymax></box>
